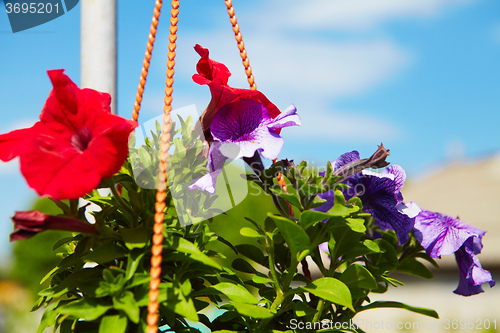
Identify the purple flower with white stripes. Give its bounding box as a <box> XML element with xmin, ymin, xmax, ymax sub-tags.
<box><xmin>317</xmin><ymin>151</ymin><xmax>414</xmax><ymax>244</ymax></box>
<box><xmin>410</xmin><ymin>202</ymin><xmax>495</xmax><ymax>296</ymax></box>
<box><xmin>189</xmin><ymin>98</ymin><xmax>300</xmax><ymax>193</ymax></box>
<box><xmin>211</xmin><ymin>99</ymin><xmax>300</xmax><ymax>160</ymax></box>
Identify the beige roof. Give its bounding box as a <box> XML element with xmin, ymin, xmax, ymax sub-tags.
<box><xmin>402</xmin><ymin>154</ymin><xmax>500</xmax><ymax>267</ymax></box>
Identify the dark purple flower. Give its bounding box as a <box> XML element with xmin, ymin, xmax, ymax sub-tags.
<box><xmin>211</xmin><ymin>99</ymin><xmax>300</xmax><ymax>160</ymax></box>
<box><xmin>10</xmin><ymin>210</ymin><xmax>98</xmax><ymax>241</ymax></box>
<box><xmin>318</xmin><ymin>151</ymin><xmax>414</xmax><ymax>244</ymax></box>
<box><xmin>189</xmin><ymin>99</ymin><xmax>300</xmax><ymax>193</ymax></box>
<box><xmin>410</xmin><ymin>202</ymin><xmax>495</xmax><ymax>296</ymax></box>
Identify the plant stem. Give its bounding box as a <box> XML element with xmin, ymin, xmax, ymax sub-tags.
<box><xmin>109</xmin><ymin>178</ymin><xmax>135</xmax><ymax>223</ymax></box>
<box><xmin>312</xmin><ymin>298</ymin><xmax>325</xmax><ymax>322</ymax></box>
<box><xmin>266</xmin><ymin>237</ymin><xmax>282</xmax><ymax>296</ymax></box>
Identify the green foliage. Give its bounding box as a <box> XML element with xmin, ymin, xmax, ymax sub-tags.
<box><xmin>25</xmin><ymin>116</ymin><xmax>438</xmax><ymax>333</ymax></box>
<box><xmin>11</xmin><ymin>198</ymin><xmax>71</xmax><ymax>295</ymax></box>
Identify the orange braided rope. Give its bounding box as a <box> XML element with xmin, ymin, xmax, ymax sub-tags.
<box><xmin>224</xmin><ymin>0</ymin><xmax>256</xmax><ymax>91</ymax></box>
<box><xmin>132</xmin><ymin>0</ymin><xmax>163</xmax><ymax>122</ymax></box>
<box><xmin>146</xmin><ymin>1</ymin><xmax>179</xmax><ymax>332</ymax></box>
<box><xmin>225</xmin><ymin>0</ymin><xmax>287</xmax><ymax>193</ymax></box>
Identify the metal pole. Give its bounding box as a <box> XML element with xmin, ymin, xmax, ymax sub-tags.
<box><xmin>80</xmin><ymin>0</ymin><xmax>117</xmax><ymax>114</ymax></box>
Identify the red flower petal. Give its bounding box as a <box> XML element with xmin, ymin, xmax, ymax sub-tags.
<box><xmin>0</xmin><ymin>126</ymin><xmax>36</xmax><ymax>162</ymax></box>
<box><xmin>10</xmin><ymin>210</ymin><xmax>97</xmax><ymax>241</ymax></box>
<box><xmin>193</xmin><ymin>45</ymin><xmax>281</xmax><ymax>141</ymax></box>
<box><xmin>192</xmin><ymin>44</ymin><xmax>231</xmax><ymax>86</ymax></box>
<box><xmin>0</xmin><ymin>69</ymin><xmax>137</xmax><ymax>200</ymax></box>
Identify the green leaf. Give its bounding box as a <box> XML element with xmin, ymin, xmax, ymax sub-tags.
<box><xmin>127</xmin><ymin>273</ymin><xmax>150</xmax><ymax>289</ymax></box>
<box><xmin>52</xmin><ymin>235</ymin><xmax>78</xmax><ymax>251</ymax></box>
<box><xmin>196</xmin><ymin>282</ymin><xmax>258</xmax><ymax>305</ymax></box>
<box><xmin>363</xmin><ymin>239</ymin><xmax>382</xmax><ymax>253</ymax></box>
<box><xmin>58</xmin><ymin>298</ymin><xmax>110</xmax><ymax>321</ymax></box>
<box><xmin>299</xmin><ymin>210</ymin><xmax>331</xmax><ymax>229</ymax></box>
<box><xmin>99</xmin><ymin>314</ymin><xmax>127</xmax><ymax>333</ymax></box>
<box><xmin>232</xmin><ymin>258</ymin><xmax>258</xmax><ymax>274</ymax></box>
<box><xmin>155</xmin><ymin>120</ymin><xmax>162</xmax><ymax>137</ymax></box>
<box><xmin>170</xmin><ymin>236</ymin><xmax>222</xmax><ymax>270</ymax></box>
<box><xmin>415</xmin><ymin>252</ymin><xmax>440</xmax><ymax>268</ymax></box>
<box><xmin>235</xmin><ymin>244</ymin><xmax>266</xmax><ymax>265</ymax></box>
<box><xmin>240</xmin><ymin>227</ymin><xmax>264</xmax><ymax>239</ymax></box>
<box><xmin>173</xmin><ymin>138</ymin><xmax>187</xmax><ymax>159</ymax></box>
<box><xmin>120</xmin><ymin>226</ymin><xmax>148</xmax><ymax>250</ymax></box>
<box><xmin>360</xmin><ymin>301</ymin><xmax>439</xmax><ymax>319</ymax></box>
<box><xmin>113</xmin><ymin>291</ymin><xmax>139</xmax><ymax>323</ymax></box>
<box><xmin>216</xmin><ymin>235</ymin><xmax>239</xmax><ymax>254</ymax></box>
<box><xmin>125</xmin><ymin>249</ymin><xmax>146</xmax><ymax>281</ymax></box>
<box><xmin>39</xmin><ymin>265</ymin><xmax>59</xmax><ymax>285</ymax></box>
<box><xmin>37</xmin><ymin>301</ymin><xmax>60</xmax><ymax>333</ymax></box>
<box><xmin>268</xmin><ymin>214</ymin><xmax>310</xmax><ymax>262</ymax></box>
<box><xmin>300</xmin><ymin>277</ymin><xmax>354</xmax><ymax>311</ymax></box>
<box><xmin>346</xmin><ymin>218</ymin><xmax>366</xmax><ymax>233</ymax></box>
<box><xmin>168</xmin><ymin>289</ymin><xmax>199</xmax><ymax>322</ymax></box>
<box><xmin>270</xmin><ymin>176</ymin><xmax>302</xmax><ymax>209</ymax></box>
<box><xmin>294</xmin><ymin>302</ymin><xmax>317</xmax><ymax>317</ymax></box>
<box><xmin>252</xmin><ymin>275</ymin><xmax>273</xmax><ymax>284</ymax></box>
<box><xmin>83</xmin><ymin>243</ymin><xmax>127</xmax><ymax>264</ymax></box>
<box><xmin>222</xmin><ymin>302</ymin><xmax>274</xmax><ymax>319</ymax></box>
<box><xmin>367</xmin><ymin>239</ymin><xmax>399</xmax><ymax>274</ymax></box>
<box><xmin>327</xmin><ymin>190</ymin><xmax>359</xmax><ymax>216</ymax></box>
<box><xmin>339</xmin><ymin>264</ymin><xmax>378</xmax><ymax>290</ymax></box>
<box><xmin>397</xmin><ymin>258</ymin><xmax>433</xmax><ymax>279</ymax></box>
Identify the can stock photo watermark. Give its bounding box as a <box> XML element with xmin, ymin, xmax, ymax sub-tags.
<box><xmin>3</xmin><ymin>0</ymin><xmax>79</xmax><ymax>33</ymax></box>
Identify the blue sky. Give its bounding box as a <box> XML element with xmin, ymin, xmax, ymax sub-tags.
<box><xmin>0</xmin><ymin>0</ymin><xmax>499</xmax><ymax>262</ymax></box>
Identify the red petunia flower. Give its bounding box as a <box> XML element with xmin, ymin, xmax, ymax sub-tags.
<box><xmin>193</xmin><ymin>44</ymin><xmax>281</xmax><ymax>141</ymax></box>
<box><xmin>0</xmin><ymin>70</ymin><xmax>137</xmax><ymax>200</ymax></box>
<box><xmin>10</xmin><ymin>210</ymin><xmax>98</xmax><ymax>241</ymax></box>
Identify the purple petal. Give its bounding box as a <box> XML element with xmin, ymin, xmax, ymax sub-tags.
<box><xmin>220</xmin><ymin>128</ymin><xmax>284</xmax><ymax>160</ymax></box>
<box><xmin>319</xmin><ymin>242</ymin><xmax>329</xmax><ymax>253</ymax></box>
<box><xmin>188</xmin><ymin>172</ymin><xmax>218</xmax><ymax>194</ymax></box>
<box><xmin>210</xmin><ymin>98</ymin><xmax>299</xmax><ymax>161</ymax></box>
<box><xmin>315</xmin><ymin>190</ymin><xmax>335</xmax><ymax>213</ymax></box>
<box><xmin>188</xmin><ymin>142</ymin><xmax>229</xmax><ymax>194</ymax></box>
<box><xmin>383</xmin><ymin>165</ymin><xmax>406</xmax><ymax>195</ymax></box>
<box><xmin>364</xmin><ymin>197</ymin><xmax>414</xmax><ymax>245</ymax></box>
<box><xmin>266</xmin><ymin>104</ymin><xmax>301</xmax><ymax>129</ymax></box>
<box><xmin>453</xmin><ymin>238</ymin><xmax>495</xmax><ymax>296</ymax></box>
<box><xmin>211</xmin><ymin>99</ymin><xmax>269</xmax><ymax>143</ymax></box>
<box><xmin>333</xmin><ymin>151</ymin><xmax>360</xmax><ymax>171</ymax></box>
<box><xmin>414</xmin><ymin>210</ymin><xmax>485</xmax><ymax>258</ymax></box>
<box><xmin>398</xmin><ymin>201</ymin><xmax>421</xmax><ymax>219</ymax></box>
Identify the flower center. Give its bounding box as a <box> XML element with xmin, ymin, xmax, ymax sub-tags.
<box><xmin>71</xmin><ymin>128</ymin><xmax>93</xmax><ymax>152</ymax></box>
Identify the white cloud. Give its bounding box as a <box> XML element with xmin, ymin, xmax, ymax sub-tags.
<box><xmin>248</xmin><ymin>37</ymin><xmax>410</xmax><ymax>100</ymax></box>
<box><xmin>287</xmin><ymin>103</ymin><xmax>400</xmax><ymax>142</ymax></box>
<box><xmin>178</xmin><ymin>33</ymin><xmax>410</xmax><ymax>101</ymax></box>
<box><xmin>280</xmin><ymin>0</ymin><xmax>472</xmax><ymax>31</ymax></box>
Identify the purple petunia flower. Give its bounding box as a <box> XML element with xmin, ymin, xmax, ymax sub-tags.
<box><xmin>410</xmin><ymin>202</ymin><xmax>495</xmax><ymax>296</ymax></box>
<box><xmin>189</xmin><ymin>99</ymin><xmax>300</xmax><ymax>193</ymax></box>
<box><xmin>454</xmin><ymin>238</ymin><xmax>495</xmax><ymax>296</ymax></box>
<box><xmin>411</xmin><ymin>202</ymin><xmax>485</xmax><ymax>258</ymax></box>
<box><xmin>317</xmin><ymin>151</ymin><xmax>414</xmax><ymax>245</ymax></box>
<box><xmin>211</xmin><ymin>99</ymin><xmax>301</xmax><ymax>160</ymax></box>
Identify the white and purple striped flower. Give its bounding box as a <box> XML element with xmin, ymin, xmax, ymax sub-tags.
<box><xmin>317</xmin><ymin>151</ymin><xmax>414</xmax><ymax>245</ymax></box>
<box><xmin>189</xmin><ymin>99</ymin><xmax>300</xmax><ymax>193</ymax></box>
<box><xmin>410</xmin><ymin>202</ymin><xmax>495</xmax><ymax>296</ymax></box>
